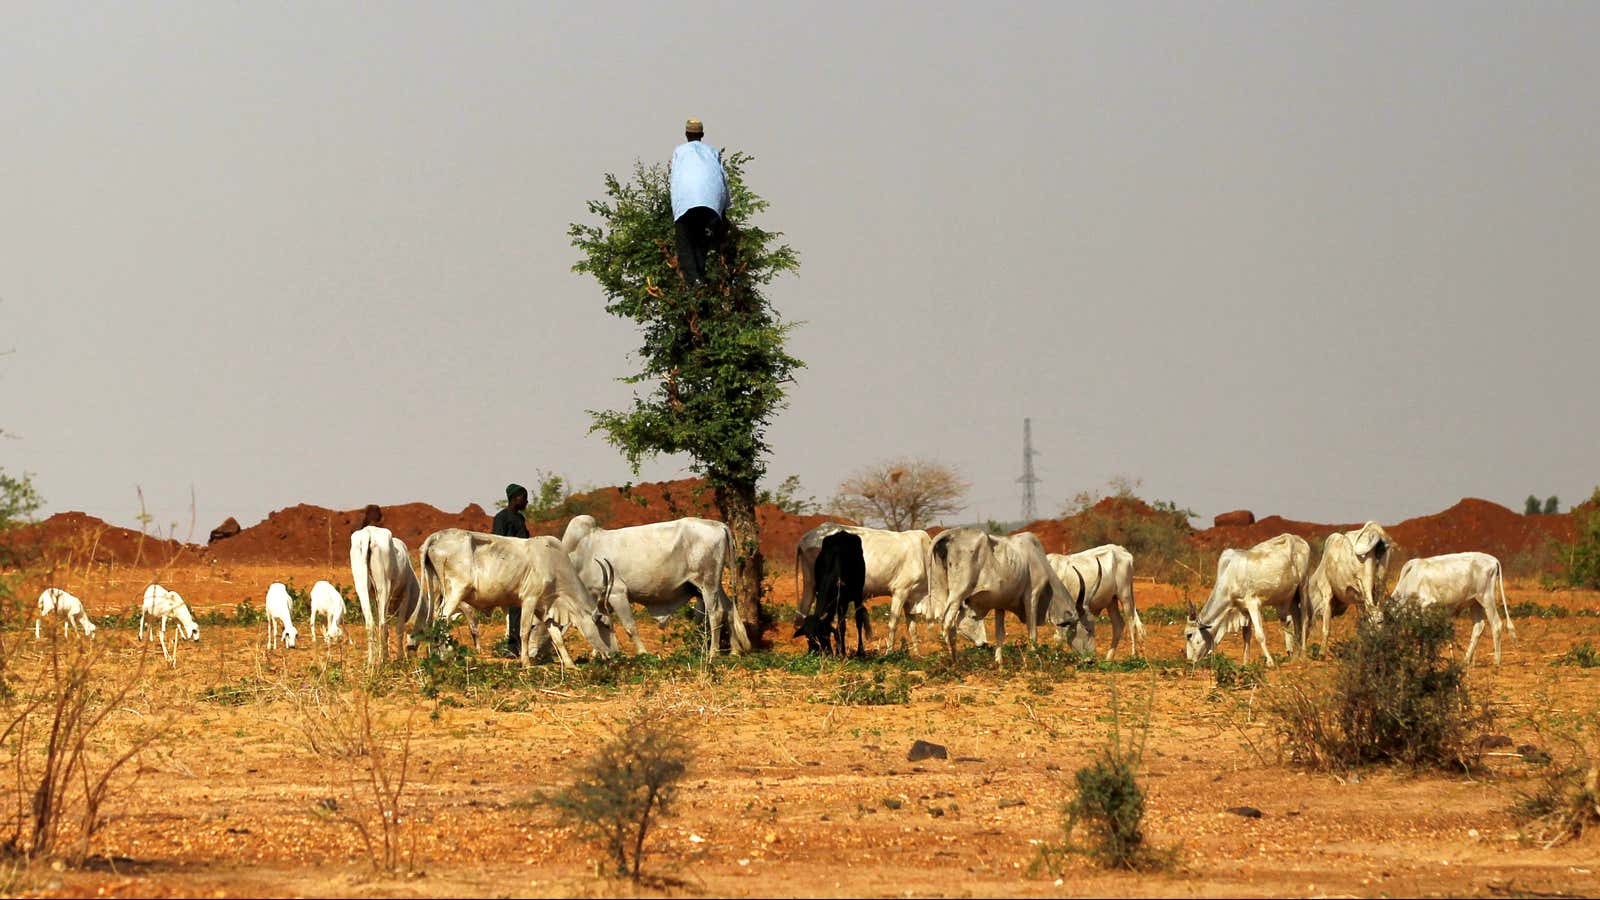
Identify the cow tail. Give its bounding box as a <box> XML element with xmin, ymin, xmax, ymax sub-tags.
<box><xmin>1127</xmin><ymin>562</ymin><xmax>1147</xmax><ymax>643</ymax></box>
<box><xmin>420</xmin><ymin>539</ymin><xmax>438</xmax><ymax>621</ymax></box>
<box><xmin>1497</xmin><ymin>559</ymin><xmax>1516</xmax><ymax>639</ymax></box>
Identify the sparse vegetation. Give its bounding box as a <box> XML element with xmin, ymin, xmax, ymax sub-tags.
<box><xmin>1552</xmin><ymin>487</ymin><xmax>1600</xmax><ymax>589</ymax></box>
<box><xmin>1268</xmin><ymin>599</ymin><xmax>1489</xmax><ymax>771</ymax></box>
<box><xmin>1513</xmin><ymin>716</ymin><xmax>1599</xmax><ymax>848</ymax></box>
<box><xmin>1062</xmin><ymin>477</ymin><xmax>1198</xmax><ymax>582</ymax></box>
<box><xmin>537</xmin><ymin>708</ymin><xmax>693</xmax><ymax>883</ymax></box>
<box><xmin>823</xmin><ymin>671</ymin><xmax>913</xmax><ymax>706</ymax></box>
<box><xmin>1032</xmin><ymin>680</ymin><xmax>1169</xmax><ymax>872</ymax></box>
<box><xmin>828</xmin><ymin>458</ymin><xmax>969</xmax><ymax>531</ymax></box>
<box><xmin>294</xmin><ymin>683</ymin><xmax>419</xmax><ymax>876</ymax></box>
<box><xmin>1554</xmin><ymin>642</ymin><xmax>1600</xmax><ymax>668</ymax></box>
<box><xmin>0</xmin><ymin>637</ymin><xmax>166</xmax><ymax>866</ymax></box>
<box><xmin>758</xmin><ymin>474</ymin><xmax>818</xmax><ymax>516</ymax></box>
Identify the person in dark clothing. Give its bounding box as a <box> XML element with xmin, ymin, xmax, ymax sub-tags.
<box><xmin>492</xmin><ymin>483</ymin><xmax>530</xmax><ymax>658</ymax></box>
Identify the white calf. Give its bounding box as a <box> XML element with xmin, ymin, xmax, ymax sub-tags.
<box><xmin>140</xmin><ymin>584</ymin><xmax>200</xmax><ymax>663</ymax></box>
<box><xmin>1388</xmin><ymin>551</ymin><xmax>1516</xmax><ymax>666</ymax></box>
<box><xmin>35</xmin><ymin>588</ymin><xmax>97</xmax><ymax>639</ymax></box>
<box><xmin>308</xmin><ymin>580</ymin><xmax>347</xmax><ymax>644</ymax></box>
<box><xmin>265</xmin><ymin>582</ymin><xmax>298</xmax><ymax>650</ymax></box>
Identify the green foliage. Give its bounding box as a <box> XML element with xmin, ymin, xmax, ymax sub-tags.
<box><xmin>538</xmin><ymin>709</ymin><xmax>693</xmax><ymax>882</ymax></box>
<box><xmin>822</xmin><ymin>671</ymin><xmax>912</xmax><ymax>706</ymax></box>
<box><xmin>569</xmin><ymin>153</ymin><xmax>802</xmax><ymax>489</ymax></box>
<box><xmin>1206</xmin><ymin>654</ymin><xmax>1266</xmax><ymax>690</ymax></box>
<box><xmin>0</xmin><ymin>469</ymin><xmax>41</xmax><ymax>571</ymax></box>
<box><xmin>1526</xmin><ymin>494</ymin><xmax>1543</xmax><ymax>516</ymax></box>
<box><xmin>1545</xmin><ymin>495</ymin><xmax>1561</xmax><ymax>515</ymax></box>
<box><xmin>1554</xmin><ymin>488</ymin><xmax>1600</xmax><ymax>589</ymax></box>
<box><xmin>1062</xmin><ymin>477</ymin><xmax>1197</xmax><ymax>583</ymax></box>
<box><xmin>1269</xmin><ymin>599</ymin><xmax>1489</xmax><ymax>771</ymax></box>
<box><xmin>1554</xmin><ymin>642</ymin><xmax>1600</xmax><ymax>668</ymax></box>
<box><xmin>756</xmin><ymin>474</ymin><xmax>816</xmax><ymax>515</ymax></box>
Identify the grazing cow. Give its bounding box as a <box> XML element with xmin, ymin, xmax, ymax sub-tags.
<box><xmin>1304</xmin><ymin>521</ymin><xmax>1394</xmax><ymax>646</ymax></box>
<box><xmin>796</xmin><ymin>530</ymin><xmax>868</xmax><ymax>655</ymax></box>
<box><xmin>140</xmin><ymin>584</ymin><xmax>200</xmax><ymax>663</ymax></box>
<box><xmin>794</xmin><ymin>523</ymin><xmax>987</xmax><ymax>652</ymax></box>
<box><xmin>1388</xmin><ymin>551</ymin><xmax>1516</xmax><ymax>666</ymax></box>
<box><xmin>926</xmin><ymin>528</ymin><xmax>1095</xmax><ymax>663</ymax></box>
<box><xmin>1047</xmin><ymin>544</ymin><xmax>1144</xmax><ymax>659</ymax></box>
<box><xmin>1183</xmin><ymin>533</ymin><xmax>1311</xmax><ymax>667</ymax></box>
<box><xmin>264</xmin><ymin>582</ymin><xmax>298</xmax><ymax>650</ymax></box>
<box><xmin>562</xmin><ymin>515</ymin><xmax>749</xmax><ymax>658</ymax></box>
<box><xmin>350</xmin><ymin>525</ymin><xmax>426</xmax><ymax>665</ymax></box>
<box><xmin>308</xmin><ymin>580</ymin><xmax>346</xmax><ymax>644</ymax></box>
<box><xmin>35</xmin><ymin>588</ymin><xmax>96</xmax><ymax>639</ymax></box>
<box><xmin>420</xmin><ymin>528</ymin><xmax>618</xmax><ymax>668</ymax></box>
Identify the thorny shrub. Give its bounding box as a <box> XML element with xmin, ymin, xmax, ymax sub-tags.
<box><xmin>1268</xmin><ymin>599</ymin><xmax>1491</xmax><ymax>771</ymax></box>
<box><xmin>1032</xmin><ymin>680</ymin><xmax>1171</xmax><ymax>872</ymax></box>
<box><xmin>538</xmin><ymin>708</ymin><xmax>694</xmax><ymax>883</ymax></box>
<box><xmin>0</xmin><ymin>635</ymin><xmax>166</xmax><ymax>866</ymax></box>
<box><xmin>1513</xmin><ymin>721</ymin><xmax>1600</xmax><ymax>848</ymax></box>
<box><xmin>291</xmin><ymin>681</ymin><xmax>419</xmax><ymax>876</ymax></box>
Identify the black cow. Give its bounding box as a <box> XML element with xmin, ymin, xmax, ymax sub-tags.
<box><xmin>795</xmin><ymin>531</ymin><xmax>868</xmax><ymax>656</ymax></box>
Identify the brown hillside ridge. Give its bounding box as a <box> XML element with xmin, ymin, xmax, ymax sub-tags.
<box><xmin>1213</xmin><ymin>509</ymin><xmax>1254</xmax><ymax>528</ymax></box>
<box><xmin>8</xmin><ymin>488</ymin><xmax>1580</xmax><ymax>573</ymax></box>
<box><xmin>1</xmin><ymin>511</ymin><xmax>201</xmax><ymax>568</ymax></box>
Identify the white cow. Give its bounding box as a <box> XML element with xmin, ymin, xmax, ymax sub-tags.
<box><xmin>264</xmin><ymin>582</ymin><xmax>298</xmax><ymax>650</ymax></box>
<box><xmin>350</xmin><ymin>525</ymin><xmax>426</xmax><ymax>665</ymax></box>
<box><xmin>1048</xmin><ymin>544</ymin><xmax>1144</xmax><ymax>659</ymax></box>
<box><xmin>794</xmin><ymin>523</ymin><xmax>987</xmax><ymax>652</ymax></box>
<box><xmin>1184</xmin><ymin>533</ymin><xmax>1311</xmax><ymax>667</ymax></box>
<box><xmin>1388</xmin><ymin>551</ymin><xmax>1516</xmax><ymax>666</ymax></box>
<box><xmin>420</xmin><ymin>528</ymin><xmax>618</xmax><ymax>668</ymax></box>
<box><xmin>1304</xmin><ymin>521</ymin><xmax>1394</xmax><ymax>646</ymax></box>
<box><xmin>562</xmin><ymin>515</ymin><xmax>750</xmax><ymax>658</ymax></box>
<box><xmin>140</xmin><ymin>584</ymin><xmax>200</xmax><ymax>663</ymax></box>
<box><xmin>308</xmin><ymin>580</ymin><xmax>347</xmax><ymax>644</ymax></box>
<box><xmin>35</xmin><ymin>588</ymin><xmax>97</xmax><ymax>639</ymax></box>
<box><xmin>926</xmin><ymin>528</ymin><xmax>1095</xmax><ymax>663</ymax></box>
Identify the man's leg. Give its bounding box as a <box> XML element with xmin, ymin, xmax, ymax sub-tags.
<box><xmin>505</xmin><ymin>604</ymin><xmax>522</xmax><ymax>658</ymax></box>
<box><xmin>674</xmin><ymin>213</ymin><xmax>705</xmax><ymax>285</ymax></box>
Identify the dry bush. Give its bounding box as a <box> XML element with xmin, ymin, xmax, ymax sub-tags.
<box><xmin>1268</xmin><ymin>599</ymin><xmax>1490</xmax><ymax>772</ymax></box>
<box><xmin>1513</xmin><ymin>706</ymin><xmax>1600</xmax><ymax>848</ymax></box>
<box><xmin>0</xmin><ymin>635</ymin><xmax>166</xmax><ymax>866</ymax></box>
<box><xmin>291</xmin><ymin>683</ymin><xmax>418</xmax><ymax>875</ymax></box>
<box><xmin>829</xmin><ymin>458</ymin><xmax>968</xmax><ymax>530</ymax></box>
<box><xmin>538</xmin><ymin>707</ymin><xmax>694</xmax><ymax>883</ymax></box>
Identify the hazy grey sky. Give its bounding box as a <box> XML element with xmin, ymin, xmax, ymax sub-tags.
<box><xmin>4</xmin><ymin>1</ymin><xmax>1597</xmax><ymax>535</ymax></box>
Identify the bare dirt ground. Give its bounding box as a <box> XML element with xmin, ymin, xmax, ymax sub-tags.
<box><xmin>5</xmin><ymin>562</ymin><xmax>1599</xmax><ymax>898</ymax></box>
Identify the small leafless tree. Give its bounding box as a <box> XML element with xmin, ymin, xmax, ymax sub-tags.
<box><xmin>829</xmin><ymin>458</ymin><xmax>969</xmax><ymax>531</ymax></box>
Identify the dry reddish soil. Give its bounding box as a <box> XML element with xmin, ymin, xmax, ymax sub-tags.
<box><xmin>2</xmin><ymin>555</ymin><xmax>1597</xmax><ymax>899</ymax></box>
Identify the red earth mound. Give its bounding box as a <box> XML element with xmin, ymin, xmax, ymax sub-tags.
<box><xmin>200</xmin><ymin>502</ymin><xmax>494</xmax><ymax>565</ymax></box>
<box><xmin>0</xmin><ymin>511</ymin><xmax>201</xmax><ymax>568</ymax></box>
<box><xmin>1016</xmin><ymin>496</ymin><xmax>1177</xmax><ymax>554</ymax></box>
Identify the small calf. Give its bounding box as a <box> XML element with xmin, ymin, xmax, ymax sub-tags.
<box><xmin>265</xmin><ymin>582</ymin><xmax>298</xmax><ymax>650</ymax></box>
<box><xmin>140</xmin><ymin>584</ymin><xmax>200</xmax><ymax>663</ymax></box>
<box><xmin>308</xmin><ymin>580</ymin><xmax>346</xmax><ymax>644</ymax></box>
<box><xmin>36</xmin><ymin>588</ymin><xmax>97</xmax><ymax>639</ymax></box>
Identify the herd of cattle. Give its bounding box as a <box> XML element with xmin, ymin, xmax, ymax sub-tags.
<box><xmin>30</xmin><ymin>515</ymin><xmax>1521</xmax><ymax>668</ymax></box>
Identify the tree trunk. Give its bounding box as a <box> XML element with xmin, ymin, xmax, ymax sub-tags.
<box><xmin>713</xmin><ymin>479</ymin><xmax>765</xmax><ymax>647</ymax></box>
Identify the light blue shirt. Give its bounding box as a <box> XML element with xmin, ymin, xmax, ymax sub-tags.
<box><xmin>670</xmin><ymin>141</ymin><xmax>730</xmax><ymax>221</ymax></box>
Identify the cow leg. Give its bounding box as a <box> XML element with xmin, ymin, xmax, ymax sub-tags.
<box><xmin>885</xmin><ymin>592</ymin><xmax>907</xmax><ymax>654</ymax></box>
<box><xmin>547</xmin><ymin>624</ymin><xmax>575</xmax><ymax>669</ymax></box>
<box><xmin>1463</xmin><ymin>608</ymin><xmax>1485</xmax><ymax>666</ymax></box>
<box><xmin>1246</xmin><ymin>602</ymin><xmax>1275</xmax><ymax>667</ymax></box>
<box><xmin>607</xmin><ymin>587</ymin><xmax>649</xmax><ymax>656</ymax></box>
<box><xmin>1106</xmin><ymin>602</ymin><xmax>1125</xmax><ymax>661</ymax></box>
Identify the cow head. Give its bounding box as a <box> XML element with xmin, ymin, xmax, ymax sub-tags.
<box><xmin>1182</xmin><ymin>601</ymin><xmax>1214</xmax><ymax>662</ymax></box>
<box><xmin>1045</xmin><ymin>563</ymin><xmax>1097</xmax><ymax>656</ymax></box>
<box><xmin>282</xmin><ymin>623</ymin><xmax>298</xmax><ymax>649</ymax></box>
<box><xmin>793</xmin><ymin>615</ymin><xmax>834</xmax><ymax>655</ymax></box>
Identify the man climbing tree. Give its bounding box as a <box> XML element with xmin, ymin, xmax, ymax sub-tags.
<box><xmin>570</xmin><ymin>150</ymin><xmax>801</xmax><ymax>640</ymax></box>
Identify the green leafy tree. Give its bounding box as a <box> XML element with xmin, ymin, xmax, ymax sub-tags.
<box><xmin>1526</xmin><ymin>495</ymin><xmax>1543</xmax><ymax>516</ymax></box>
<box><xmin>570</xmin><ymin>153</ymin><xmax>802</xmax><ymax>633</ymax></box>
<box><xmin>1544</xmin><ymin>495</ymin><xmax>1560</xmax><ymax>516</ymax></box>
